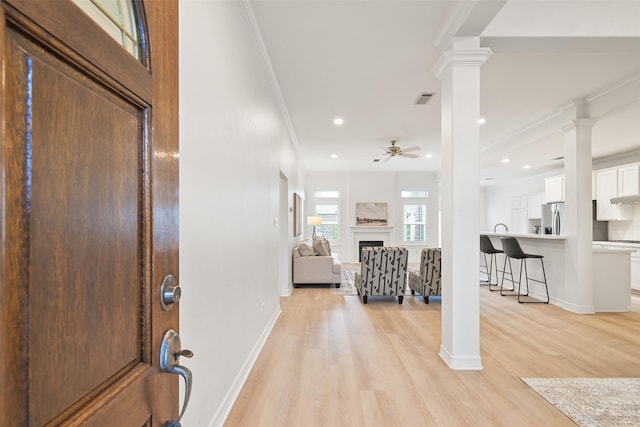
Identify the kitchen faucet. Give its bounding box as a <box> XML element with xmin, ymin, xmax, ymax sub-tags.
<box><xmin>493</xmin><ymin>223</ymin><xmax>508</xmax><ymax>232</ymax></box>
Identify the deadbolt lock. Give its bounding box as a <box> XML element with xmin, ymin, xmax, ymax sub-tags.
<box><xmin>160</xmin><ymin>274</ymin><xmax>181</xmax><ymax>311</ymax></box>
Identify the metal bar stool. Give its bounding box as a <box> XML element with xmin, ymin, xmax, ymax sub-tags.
<box><xmin>499</xmin><ymin>237</ymin><xmax>549</xmax><ymax>303</ymax></box>
<box><xmin>480</xmin><ymin>235</ymin><xmax>505</xmax><ymax>291</ymax></box>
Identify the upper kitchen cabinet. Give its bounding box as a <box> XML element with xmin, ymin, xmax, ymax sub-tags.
<box><xmin>596</xmin><ymin>167</ymin><xmax>633</xmax><ymax>220</ymax></box>
<box><xmin>617</xmin><ymin>163</ymin><xmax>640</xmax><ymax>197</ymax></box>
<box><xmin>545</xmin><ymin>175</ymin><xmax>564</xmax><ymax>203</ymax></box>
<box><xmin>527</xmin><ymin>193</ymin><xmax>545</xmax><ymax>219</ymax></box>
<box><xmin>510</xmin><ymin>196</ymin><xmax>528</xmax><ymax>233</ymax></box>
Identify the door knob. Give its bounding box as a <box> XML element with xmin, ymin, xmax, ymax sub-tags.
<box><xmin>160</xmin><ymin>329</ymin><xmax>193</xmax><ymax>427</ymax></box>
<box><xmin>160</xmin><ymin>274</ymin><xmax>181</xmax><ymax>311</ymax></box>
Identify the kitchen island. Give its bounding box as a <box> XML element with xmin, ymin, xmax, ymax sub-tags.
<box><xmin>482</xmin><ymin>232</ymin><xmax>565</xmax><ymax>240</ymax></box>
<box><xmin>482</xmin><ymin>232</ymin><xmax>631</xmax><ymax>312</ymax></box>
<box><xmin>594</xmin><ymin>241</ymin><xmax>640</xmax><ymax>293</ymax></box>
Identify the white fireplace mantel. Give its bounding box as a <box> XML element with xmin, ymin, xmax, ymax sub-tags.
<box><xmin>351</xmin><ymin>225</ymin><xmax>395</xmax><ymax>260</ymax></box>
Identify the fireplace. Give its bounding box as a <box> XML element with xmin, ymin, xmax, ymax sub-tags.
<box><xmin>358</xmin><ymin>240</ymin><xmax>384</xmax><ymax>262</ymax></box>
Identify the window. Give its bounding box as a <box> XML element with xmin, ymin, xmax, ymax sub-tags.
<box><xmin>402</xmin><ymin>190</ymin><xmax>428</xmax><ymax>242</ymax></box>
<box><xmin>314</xmin><ymin>190</ymin><xmax>340</xmax><ymax>241</ymax></box>
<box><xmin>73</xmin><ymin>0</ymin><xmax>142</xmax><ymax>60</ymax></box>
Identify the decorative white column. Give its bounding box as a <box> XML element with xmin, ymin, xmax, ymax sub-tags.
<box><xmin>562</xmin><ymin>102</ymin><xmax>595</xmax><ymax>313</ymax></box>
<box><xmin>433</xmin><ymin>37</ymin><xmax>491</xmax><ymax>370</ymax></box>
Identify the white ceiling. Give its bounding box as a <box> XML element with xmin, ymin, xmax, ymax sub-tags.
<box><xmin>249</xmin><ymin>0</ymin><xmax>640</xmax><ymax>185</ymax></box>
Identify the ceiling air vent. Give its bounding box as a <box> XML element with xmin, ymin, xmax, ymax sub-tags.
<box><xmin>415</xmin><ymin>93</ymin><xmax>434</xmax><ymax>105</ymax></box>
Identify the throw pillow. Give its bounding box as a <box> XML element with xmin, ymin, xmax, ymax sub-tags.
<box><xmin>298</xmin><ymin>243</ymin><xmax>315</xmax><ymax>257</ymax></box>
<box><xmin>313</xmin><ymin>237</ymin><xmax>330</xmax><ymax>256</ymax></box>
<box><xmin>322</xmin><ymin>239</ymin><xmax>331</xmax><ymax>255</ymax></box>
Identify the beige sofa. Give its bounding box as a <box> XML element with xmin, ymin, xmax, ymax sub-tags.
<box><xmin>292</xmin><ymin>237</ymin><xmax>342</xmax><ymax>287</ymax></box>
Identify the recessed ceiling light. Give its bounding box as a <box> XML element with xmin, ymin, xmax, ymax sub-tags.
<box><xmin>425</xmin><ymin>153</ymin><xmax>433</xmax><ymax>159</ymax></box>
<box><xmin>333</xmin><ymin>117</ymin><xmax>344</xmax><ymax>125</ymax></box>
<box><xmin>523</xmin><ymin>165</ymin><xmax>531</xmax><ymax>169</ymax></box>
<box><xmin>501</xmin><ymin>158</ymin><xmax>510</xmax><ymax>163</ymax></box>
<box><xmin>478</xmin><ymin>118</ymin><xmax>486</xmax><ymax>125</ymax></box>
<box><xmin>330</xmin><ymin>153</ymin><xmax>338</xmax><ymax>159</ymax></box>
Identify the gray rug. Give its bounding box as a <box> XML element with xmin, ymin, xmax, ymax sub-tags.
<box><xmin>522</xmin><ymin>378</ymin><xmax>640</xmax><ymax>426</ymax></box>
<box><xmin>331</xmin><ymin>264</ymin><xmax>415</xmax><ymax>297</ymax></box>
<box><xmin>330</xmin><ymin>267</ymin><xmax>358</xmax><ymax>296</ymax></box>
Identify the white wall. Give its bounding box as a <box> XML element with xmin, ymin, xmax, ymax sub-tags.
<box><xmin>179</xmin><ymin>2</ymin><xmax>304</xmax><ymax>425</ymax></box>
<box><xmin>305</xmin><ymin>171</ymin><xmax>440</xmax><ymax>262</ymax></box>
<box><xmin>482</xmin><ymin>175</ymin><xmax>546</xmax><ymax>232</ymax></box>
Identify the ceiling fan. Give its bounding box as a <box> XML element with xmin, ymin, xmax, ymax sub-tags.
<box><xmin>377</xmin><ymin>140</ymin><xmax>420</xmax><ymax>162</ymax></box>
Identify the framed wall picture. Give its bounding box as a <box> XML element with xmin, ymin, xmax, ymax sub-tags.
<box><xmin>356</xmin><ymin>202</ymin><xmax>387</xmax><ymax>226</ymax></box>
<box><xmin>293</xmin><ymin>192</ymin><xmax>302</xmax><ymax>236</ymax></box>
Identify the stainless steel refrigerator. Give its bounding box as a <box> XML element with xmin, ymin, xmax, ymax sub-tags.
<box><xmin>542</xmin><ymin>202</ymin><xmax>565</xmax><ymax>235</ymax></box>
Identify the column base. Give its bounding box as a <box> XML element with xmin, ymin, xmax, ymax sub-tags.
<box><xmin>439</xmin><ymin>345</ymin><xmax>483</xmax><ymax>370</ymax></box>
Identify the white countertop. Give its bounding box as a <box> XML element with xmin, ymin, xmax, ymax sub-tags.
<box><xmin>482</xmin><ymin>232</ymin><xmax>566</xmax><ymax>240</ymax></box>
<box><xmin>592</xmin><ymin>247</ymin><xmax>635</xmax><ymax>253</ymax></box>
<box><xmin>594</xmin><ymin>240</ymin><xmax>640</xmax><ymax>248</ymax></box>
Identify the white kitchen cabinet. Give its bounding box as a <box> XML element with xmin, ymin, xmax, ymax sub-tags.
<box><xmin>527</xmin><ymin>193</ymin><xmax>545</xmax><ymax>219</ymax></box>
<box><xmin>596</xmin><ymin>168</ymin><xmax>632</xmax><ymax>220</ymax></box>
<box><xmin>511</xmin><ymin>207</ymin><xmax>528</xmax><ymax>234</ymax></box>
<box><xmin>617</xmin><ymin>163</ymin><xmax>640</xmax><ymax>197</ymax></box>
<box><xmin>510</xmin><ymin>196</ymin><xmax>527</xmax><ymax>233</ymax></box>
<box><xmin>545</xmin><ymin>175</ymin><xmax>564</xmax><ymax>203</ymax></box>
<box><xmin>511</xmin><ymin>196</ymin><xmax>527</xmax><ymax>210</ymax></box>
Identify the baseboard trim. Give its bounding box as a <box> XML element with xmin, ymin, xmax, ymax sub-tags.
<box><xmin>560</xmin><ymin>299</ymin><xmax>596</xmax><ymax>314</ymax></box>
<box><xmin>208</xmin><ymin>304</ymin><xmax>282</xmax><ymax>427</ymax></box>
<box><xmin>439</xmin><ymin>345</ymin><xmax>483</xmax><ymax>371</ymax></box>
<box><xmin>280</xmin><ymin>283</ymin><xmax>293</xmax><ymax>297</ymax></box>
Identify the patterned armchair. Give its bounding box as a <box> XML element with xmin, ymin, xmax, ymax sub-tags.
<box><xmin>408</xmin><ymin>248</ymin><xmax>441</xmax><ymax>304</ymax></box>
<box><xmin>355</xmin><ymin>247</ymin><xmax>408</xmax><ymax>304</ymax></box>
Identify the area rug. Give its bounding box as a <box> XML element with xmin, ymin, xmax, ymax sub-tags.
<box><xmin>330</xmin><ymin>263</ymin><xmax>416</xmax><ymax>297</ymax></box>
<box><xmin>331</xmin><ymin>265</ymin><xmax>359</xmax><ymax>296</ymax></box>
<box><xmin>521</xmin><ymin>378</ymin><xmax>640</xmax><ymax>426</ymax></box>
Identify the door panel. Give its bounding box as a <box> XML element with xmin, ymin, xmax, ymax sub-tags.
<box><xmin>29</xmin><ymin>43</ymin><xmax>143</xmax><ymax>426</ymax></box>
<box><xmin>0</xmin><ymin>1</ymin><xmax>179</xmax><ymax>425</ymax></box>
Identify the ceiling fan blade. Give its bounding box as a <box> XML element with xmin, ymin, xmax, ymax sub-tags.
<box><xmin>399</xmin><ymin>152</ymin><xmax>419</xmax><ymax>159</ymax></box>
<box><xmin>382</xmin><ymin>155</ymin><xmax>392</xmax><ymax>162</ymax></box>
<box><xmin>402</xmin><ymin>146</ymin><xmax>420</xmax><ymax>152</ymax></box>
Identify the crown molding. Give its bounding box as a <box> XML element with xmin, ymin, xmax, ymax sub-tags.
<box><xmin>481</xmin><ymin>74</ymin><xmax>640</xmax><ymax>156</ymax></box>
<box><xmin>241</xmin><ymin>0</ymin><xmax>307</xmax><ymax>172</ymax></box>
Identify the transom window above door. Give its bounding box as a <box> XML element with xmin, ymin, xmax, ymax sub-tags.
<box><xmin>73</xmin><ymin>0</ymin><xmax>142</xmax><ymax>60</ymax></box>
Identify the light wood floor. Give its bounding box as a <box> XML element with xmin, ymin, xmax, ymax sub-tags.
<box><xmin>225</xmin><ymin>287</ymin><xmax>640</xmax><ymax>426</ymax></box>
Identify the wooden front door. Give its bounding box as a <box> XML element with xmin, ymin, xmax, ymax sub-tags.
<box><xmin>0</xmin><ymin>0</ymin><xmax>180</xmax><ymax>425</ymax></box>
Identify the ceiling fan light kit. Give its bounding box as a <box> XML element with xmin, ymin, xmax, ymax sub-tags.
<box><xmin>377</xmin><ymin>140</ymin><xmax>420</xmax><ymax>161</ymax></box>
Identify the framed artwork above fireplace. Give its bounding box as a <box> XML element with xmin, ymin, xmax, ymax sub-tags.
<box><xmin>356</xmin><ymin>202</ymin><xmax>387</xmax><ymax>226</ymax></box>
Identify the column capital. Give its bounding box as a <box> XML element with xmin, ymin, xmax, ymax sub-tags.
<box><xmin>432</xmin><ymin>48</ymin><xmax>492</xmax><ymax>80</ymax></box>
<box><xmin>560</xmin><ymin>118</ymin><xmax>596</xmax><ymax>133</ymax></box>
